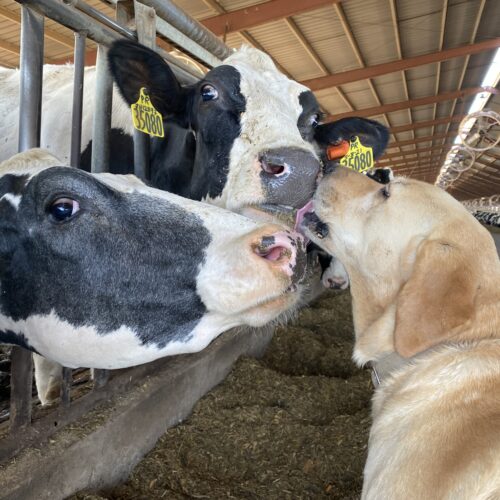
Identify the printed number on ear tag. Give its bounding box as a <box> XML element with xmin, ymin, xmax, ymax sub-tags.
<box><xmin>339</xmin><ymin>136</ymin><xmax>373</xmax><ymax>173</ymax></box>
<box><xmin>131</xmin><ymin>87</ymin><xmax>165</xmax><ymax>138</ymax></box>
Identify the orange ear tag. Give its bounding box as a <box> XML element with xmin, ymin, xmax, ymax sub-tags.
<box><xmin>326</xmin><ymin>140</ymin><xmax>350</xmax><ymax>160</ymax></box>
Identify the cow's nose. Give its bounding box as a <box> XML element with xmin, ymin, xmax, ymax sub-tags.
<box><xmin>253</xmin><ymin>230</ymin><xmax>306</xmax><ymax>282</ymax></box>
<box><xmin>259</xmin><ymin>147</ymin><xmax>320</xmax><ymax>208</ymax></box>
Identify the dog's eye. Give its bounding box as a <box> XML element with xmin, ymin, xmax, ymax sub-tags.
<box><xmin>49</xmin><ymin>198</ymin><xmax>80</xmax><ymax>222</ymax></box>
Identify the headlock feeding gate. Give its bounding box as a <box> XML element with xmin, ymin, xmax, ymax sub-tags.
<box><xmin>0</xmin><ymin>2</ymin><xmax>275</xmax><ymax>497</ymax></box>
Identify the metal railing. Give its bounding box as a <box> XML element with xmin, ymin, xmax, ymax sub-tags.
<box><xmin>1</xmin><ymin>0</ymin><xmax>230</xmax><ymax>462</ymax></box>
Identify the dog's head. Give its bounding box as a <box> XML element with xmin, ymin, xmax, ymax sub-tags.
<box><xmin>302</xmin><ymin>166</ymin><xmax>500</xmax><ymax>363</ymax></box>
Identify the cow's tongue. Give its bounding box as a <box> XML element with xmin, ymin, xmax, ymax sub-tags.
<box><xmin>294</xmin><ymin>200</ymin><xmax>314</xmax><ymax>232</ymax></box>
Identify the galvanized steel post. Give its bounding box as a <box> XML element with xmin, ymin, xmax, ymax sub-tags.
<box><xmin>133</xmin><ymin>0</ymin><xmax>157</xmax><ymax>181</ymax></box>
<box><xmin>12</xmin><ymin>5</ymin><xmax>45</xmax><ymax>431</ymax></box>
<box><xmin>91</xmin><ymin>44</ymin><xmax>113</xmax><ymax>173</ymax></box>
<box><xmin>70</xmin><ymin>31</ymin><xmax>86</xmax><ymax>168</ymax></box>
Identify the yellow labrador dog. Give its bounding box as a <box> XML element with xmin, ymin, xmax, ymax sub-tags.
<box><xmin>301</xmin><ymin>166</ymin><xmax>500</xmax><ymax>499</ymax></box>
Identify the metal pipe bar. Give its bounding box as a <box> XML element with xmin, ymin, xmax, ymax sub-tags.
<box><xmin>17</xmin><ymin>0</ymin><xmax>200</xmax><ymax>84</ymax></box>
<box><xmin>91</xmin><ymin>44</ymin><xmax>113</xmax><ymax>173</ymax></box>
<box><xmin>139</xmin><ymin>0</ymin><xmax>231</xmax><ymax>60</ymax></box>
<box><xmin>133</xmin><ymin>0</ymin><xmax>154</xmax><ymax>181</ymax></box>
<box><xmin>60</xmin><ymin>367</ymin><xmax>73</xmax><ymax>407</ymax></box>
<box><xmin>18</xmin><ymin>0</ymin><xmax>121</xmax><ymax>46</ymax></box>
<box><xmin>70</xmin><ymin>31</ymin><xmax>86</xmax><ymax>168</ymax></box>
<box><xmin>18</xmin><ymin>6</ymin><xmax>44</xmax><ymax>152</ymax></box>
<box><xmin>156</xmin><ymin>16</ymin><xmax>220</xmax><ymax>68</ymax></box>
<box><xmin>10</xmin><ymin>5</ymin><xmax>45</xmax><ymax>432</ymax></box>
<box><xmin>93</xmin><ymin>369</ymin><xmax>110</xmax><ymax>389</ymax></box>
<box><xmin>65</xmin><ymin>0</ymin><xmax>136</xmax><ymax>39</ymax></box>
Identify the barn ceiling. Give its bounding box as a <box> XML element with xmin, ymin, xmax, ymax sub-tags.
<box><xmin>0</xmin><ymin>0</ymin><xmax>498</xmax><ymax>201</ymax></box>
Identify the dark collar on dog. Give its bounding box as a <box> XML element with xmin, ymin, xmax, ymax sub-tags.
<box><xmin>370</xmin><ymin>352</ymin><xmax>408</xmax><ymax>388</ymax></box>
<box><xmin>370</xmin><ymin>349</ymin><xmax>433</xmax><ymax>388</ymax></box>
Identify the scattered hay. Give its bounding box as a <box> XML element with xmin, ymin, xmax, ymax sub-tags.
<box><xmin>75</xmin><ymin>291</ymin><xmax>372</xmax><ymax>499</ymax></box>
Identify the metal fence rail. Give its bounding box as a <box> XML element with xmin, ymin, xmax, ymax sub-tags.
<box><xmin>1</xmin><ymin>0</ymin><xmax>231</xmax><ymax>462</ymax></box>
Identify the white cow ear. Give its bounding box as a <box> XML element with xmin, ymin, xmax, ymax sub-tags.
<box><xmin>108</xmin><ymin>40</ymin><xmax>189</xmax><ymax>125</ymax></box>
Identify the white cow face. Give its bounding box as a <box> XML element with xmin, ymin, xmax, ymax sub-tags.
<box><xmin>0</xmin><ymin>150</ymin><xmax>306</xmax><ymax>369</ymax></box>
<box><xmin>109</xmin><ymin>42</ymin><xmax>322</xmax><ymax>217</ymax></box>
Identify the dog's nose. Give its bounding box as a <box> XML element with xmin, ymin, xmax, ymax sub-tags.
<box><xmin>323</xmin><ymin>160</ymin><xmax>338</xmax><ymax>175</ymax></box>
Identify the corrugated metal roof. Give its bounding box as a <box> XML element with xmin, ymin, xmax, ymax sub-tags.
<box><xmin>0</xmin><ymin>0</ymin><xmax>497</xmax><ymax>199</ymax></box>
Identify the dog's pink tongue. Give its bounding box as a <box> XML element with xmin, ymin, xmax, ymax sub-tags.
<box><xmin>294</xmin><ymin>200</ymin><xmax>314</xmax><ymax>232</ymax></box>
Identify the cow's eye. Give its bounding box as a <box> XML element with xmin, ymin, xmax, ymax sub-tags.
<box><xmin>309</xmin><ymin>113</ymin><xmax>320</xmax><ymax>128</ymax></box>
<box><xmin>200</xmin><ymin>84</ymin><xmax>218</xmax><ymax>102</ymax></box>
<box><xmin>49</xmin><ymin>198</ymin><xmax>80</xmax><ymax>222</ymax></box>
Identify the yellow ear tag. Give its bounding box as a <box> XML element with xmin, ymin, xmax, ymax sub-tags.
<box><xmin>131</xmin><ymin>87</ymin><xmax>164</xmax><ymax>138</ymax></box>
<box><xmin>339</xmin><ymin>136</ymin><xmax>374</xmax><ymax>173</ymax></box>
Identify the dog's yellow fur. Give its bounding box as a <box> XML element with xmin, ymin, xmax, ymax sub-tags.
<box><xmin>303</xmin><ymin>167</ymin><xmax>500</xmax><ymax>499</ymax></box>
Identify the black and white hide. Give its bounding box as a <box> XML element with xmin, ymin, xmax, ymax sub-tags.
<box><xmin>0</xmin><ymin>149</ymin><xmax>307</xmax><ymax>371</ymax></box>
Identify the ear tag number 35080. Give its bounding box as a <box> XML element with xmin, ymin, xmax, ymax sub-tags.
<box><xmin>339</xmin><ymin>136</ymin><xmax>374</xmax><ymax>173</ymax></box>
<box><xmin>131</xmin><ymin>87</ymin><xmax>164</xmax><ymax>138</ymax></box>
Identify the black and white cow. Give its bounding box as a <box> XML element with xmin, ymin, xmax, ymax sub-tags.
<box><xmin>0</xmin><ymin>149</ymin><xmax>306</xmax><ymax>383</ymax></box>
<box><xmin>1</xmin><ymin>42</ymin><xmax>389</xmax><ymax>221</ymax></box>
<box><xmin>0</xmin><ymin>43</ymin><xmax>389</xmax><ymax>402</ymax></box>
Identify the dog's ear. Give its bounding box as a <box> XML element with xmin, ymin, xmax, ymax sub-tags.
<box><xmin>394</xmin><ymin>239</ymin><xmax>478</xmax><ymax>358</ymax></box>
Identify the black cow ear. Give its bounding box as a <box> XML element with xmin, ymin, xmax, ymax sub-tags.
<box><xmin>315</xmin><ymin>117</ymin><xmax>389</xmax><ymax>159</ymax></box>
<box><xmin>108</xmin><ymin>40</ymin><xmax>189</xmax><ymax>126</ymax></box>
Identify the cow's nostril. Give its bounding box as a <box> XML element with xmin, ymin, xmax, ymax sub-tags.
<box><xmin>255</xmin><ymin>244</ymin><xmax>289</xmax><ymax>261</ymax></box>
<box><xmin>260</xmin><ymin>159</ymin><xmax>287</xmax><ymax>176</ymax></box>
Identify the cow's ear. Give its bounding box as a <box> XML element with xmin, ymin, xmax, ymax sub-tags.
<box><xmin>315</xmin><ymin>117</ymin><xmax>389</xmax><ymax>159</ymax></box>
<box><xmin>108</xmin><ymin>40</ymin><xmax>189</xmax><ymax>126</ymax></box>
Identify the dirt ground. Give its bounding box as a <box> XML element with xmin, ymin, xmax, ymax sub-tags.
<box><xmin>76</xmin><ymin>290</ymin><xmax>373</xmax><ymax>500</ymax></box>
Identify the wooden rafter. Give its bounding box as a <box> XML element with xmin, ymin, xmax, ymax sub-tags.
<box><xmin>201</xmin><ymin>0</ymin><xmax>340</xmax><ymax>36</ymax></box>
<box><xmin>392</xmin><ymin>162</ymin><xmax>440</xmax><ymax>171</ymax></box>
<box><xmin>303</xmin><ymin>38</ymin><xmax>500</xmax><ymax>91</ymax></box>
<box><xmin>387</xmin><ymin>132</ymin><xmax>453</xmax><ymax>149</ymax></box>
<box><xmin>390</xmin><ymin>115</ymin><xmax>464</xmax><ymax>134</ymax></box>
<box><xmin>379</xmin><ymin>143</ymin><xmax>452</xmax><ymax>161</ymax></box>
<box><xmin>326</xmin><ymin>87</ymin><xmax>495</xmax><ymax>121</ymax></box>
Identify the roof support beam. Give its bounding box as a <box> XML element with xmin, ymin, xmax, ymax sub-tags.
<box><xmin>303</xmin><ymin>37</ymin><xmax>500</xmax><ymax>91</ymax></box>
<box><xmin>201</xmin><ymin>0</ymin><xmax>340</xmax><ymax>36</ymax></box>
<box><xmin>326</xmin><ymin>87</ymin><xmax>495</xmax><ymax>121</ymax></box>
<box><xmin>387</xmin><ymin>132</ymin><xmax>453</xmax><ymax>149</ymax></box>
<box><xmin>393</xmin><ymin>164</ymin><xmax>440</xmax><ymax>173</ymax></box>
<box><xmin>379</xmin><ymin>143</ymin><xmax>452</xmax><ymax>161</ymax></box>
<box><xmin>390</xmin><ymin>115</ymin><xmax>464</xmax><ymax>134</ymax></box>
<box><xmin>391</xmin><ymin>159</ymin><xmax>436</xmax><ymax>168</ymax></box>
